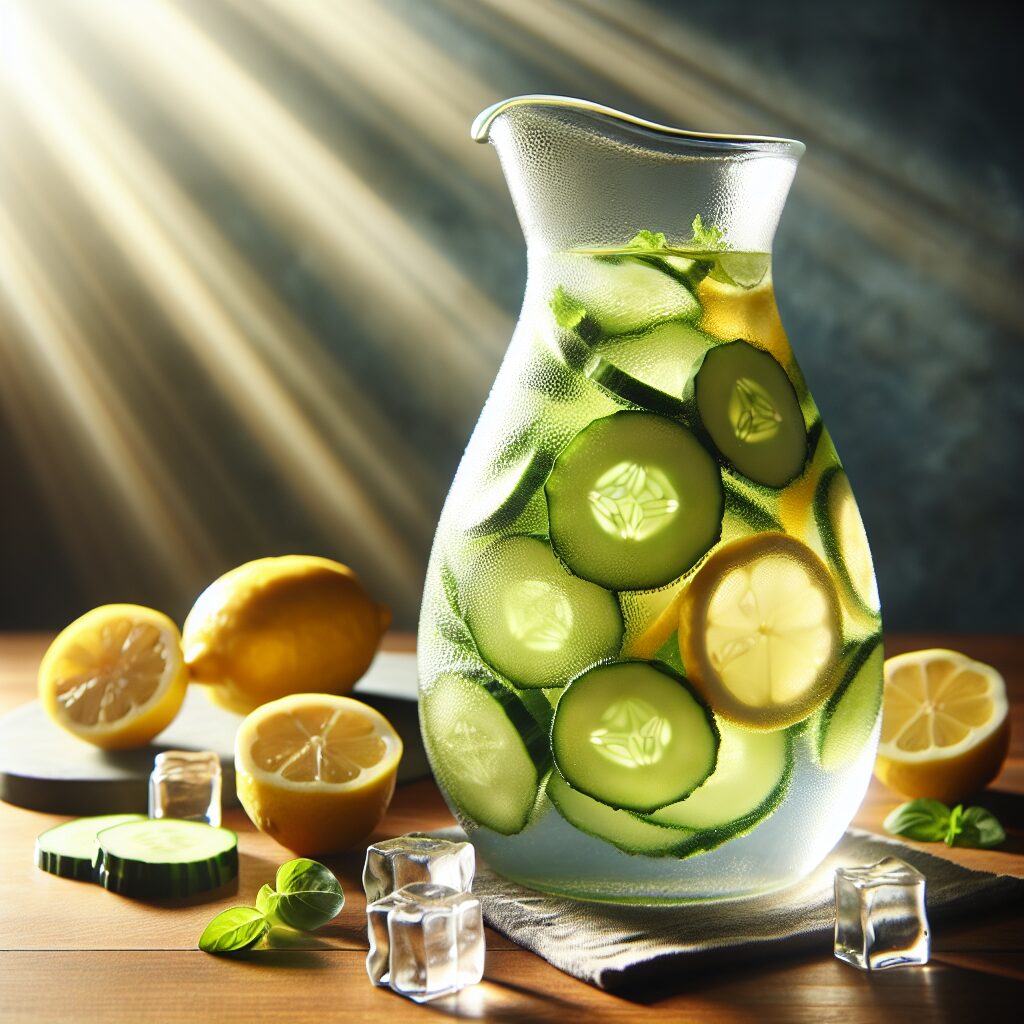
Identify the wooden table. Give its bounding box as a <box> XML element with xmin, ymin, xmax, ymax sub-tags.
<box><xmin>1</xmin><ymin>633</ymin><xmax>1021</xmax><ymax>1022</ymax></box>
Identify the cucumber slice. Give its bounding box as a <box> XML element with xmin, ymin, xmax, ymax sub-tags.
<box><xmin>464</xmin><ymin>449</ymin><xmax>554</xmax><ymax>536</ymax></box>
<box><xmin>35</xmin><ymin>814</ymin><xmax>145</xmax><ymax>881</ymax></box>
<box><xmin>816</xmin><ymin>636</ymin><xmax>884</xmax><ymax>770</ymax></box>
<box><xmin>583</xmin><ymin>320</ymin><xmax>710</xmax><ymax>417</ymax></box>
<box><xmin>723</xmin><ymin>474</ymin><xmax>784</xmax><ymax>534</ymax></box>
<box><xmin>814</xmin><ymin>466</ymin><xmax>881</xmax><ymax>616</ymax></box>
<box><xmin>546</xmin><ymin>412</ymin><xmax>724</xmax><ymax>591</ymax></box>
<box><xmin>708</xmin><ymin>252</ymin><xmax>771</xmax><ymax>289</ymax></box>
<box><xmin>692</xmin><ymin>339</ymin><xmax>807</xmax><ymax>487</ymax></box>
<box><xmin>644</xmin><ymin>722</ymin><xmax>792</xmax><ymax>838</ymax></box>
<box><xmin>95</xmin><ymin>819</ymin><xmax>238</xmax><ymax>898</ymax></box>
<box><xmin>546</xmin><ymin>770</ymin><xmax>690</xmax><ymax>856</ymax></box>
<box><xmin>551</xmin><ymin>661</ymin><xmax>718</xmax><ymax>813</ymax></box>
<box><xmin>562</xmin><ymin>255</ymin><xmax>701</xmax><ymax>335</ymax></box>
<box><xmin>462</xmin><ymin>535</ymin><xmax>623</xmax><ymax>689</ymax></box>
<box><xmin>421</xmin><ymin>670</ymin><xmax>548</xmax><ymax>835</ymax></box>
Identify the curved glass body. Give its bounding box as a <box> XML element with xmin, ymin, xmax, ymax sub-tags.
<box><xmin>418</xmin><ymin>97</ymin><xmax>882</xmax><ymax>901</ymax></box>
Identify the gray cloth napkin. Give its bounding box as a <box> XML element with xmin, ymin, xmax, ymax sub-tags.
<box><xmin>433</xmin><ymin>826</ymin><xmax>1024</xmax><ymax>992</ymax></box>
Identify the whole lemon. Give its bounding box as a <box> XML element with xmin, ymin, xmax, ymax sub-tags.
<box><xmin>183</xmin><ymin>556</ymin><xmax>390</xmax><ymax>715</ymax></box>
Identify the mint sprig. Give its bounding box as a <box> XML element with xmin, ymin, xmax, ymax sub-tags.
<box><xmin>198</xmin><ymin>857</ymin><xmax>344</xmax><ymax>955</ymax></box>
<box><xmin>689</xmin><ymin>214</ymin><xmax>729</xmax><ymax>251</ymax></box>
<box><xmin>884</xmin><ymin>799</ymin><xmax>1005</xmax><ymax>849</ymax></box>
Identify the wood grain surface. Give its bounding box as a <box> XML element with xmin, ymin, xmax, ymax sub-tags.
<box><xmin>1</xmin><ymin>633</ymin><xmax>1022</xmax><ymax>1023</ymax></box>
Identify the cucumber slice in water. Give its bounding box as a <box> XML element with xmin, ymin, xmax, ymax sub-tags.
<box><xmin>546</xmin><ymin>412</ymin><xmax>724</xmax><ymax>591</ymax></box>
<box><xmin>644</xmin><ymin>722</ymin><xmax>792</xmax><ymax>839</ymax></box>
<box><xmin>464</xmin><ymin>449</ymin><xmax>554</xmax><ymax>536</ymax></box>
<box><xmin>95</xmin><ymin>818</ymin><xmax>238</xmax><ymax>898</ymax></box>
<box><xmin>562</xmin><ymin>255</ymin><xmax>701</xmax><ymax>335</ymax></box>
<box><xmin>35</xmin><ymin>814</ymin><xmax>145</xmax><ymax>881</ymax></box>
<box><xmin>692</xmin><ymin>339</ymin><xmax>807</xmax><ymax>487</ymax></box>
<box><xmin>547</xmin><ymin>770</ymin><xmax>690</xmax><ymax>856</ymax></box>
<box><xmin>814</xmin><ymin>466</ymin><xmax>881</xmax><ymax>616</ymax></box>
<box><xmin>583</xmin><ymin>321</ymin><xmax>710</xmax><ymax>417</ymax></box>
<box><xmin>462</xmin><ymin>535</ymin><xmax>623</xmax><ymax>689</ymax></box>
<box><xmin>421</xmin><ymin>670</ymin><xmax>548</xmax><ymax>835</ymax></box>
<box><xmin>816</xmin><ymin>636</ymin><xmax>884</xmax><ymax>770</ymax></box>
<box><xmin>551</xmin><ymin>661</ymin><xmax>718</xmax><ymax>813</ymax></box>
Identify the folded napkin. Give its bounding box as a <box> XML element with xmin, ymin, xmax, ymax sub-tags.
<box><xmin>434</xmin><ymin>827</ymin><xmax>1024</xmax><ymax>992</ymax></box>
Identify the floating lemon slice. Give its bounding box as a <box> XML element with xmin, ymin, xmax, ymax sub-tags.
<box><xmin>235</xmin><ymin>693</ymin><xmax>403</xmax><ymax>855</ymax></box>
<box><xmin>38</xmin><ymin>604</ymin><xmax>188</xmax><ymax>750</ymax></box>
<box><xmin>679</xmin><ymin>533</ymin><xmax>841</xmax><ymax>729</ymax></box>
<box><xmin>874</xmin><ymin>649</ymin><xmax>1010</xmax><ymax>804</ymax></box>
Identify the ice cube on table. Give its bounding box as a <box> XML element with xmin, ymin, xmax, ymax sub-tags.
<box><xmin>366</xmin><ymin>882</ymin><xmax>485</xmax><ymax>1002</ymax></box>
<box><xmin>363</xmin><ymin>833</ymin><xmax>475</xmax><ymax>902</ymax></box>
<box><xmin>148</xmin><ymin>750</ymin><xmax>222</xmax><ymax>827</ymax></box>
<box><xmin>834</xmin><ymin>857</ymin><xmax>930</xmax><ymax>970</ymax></box>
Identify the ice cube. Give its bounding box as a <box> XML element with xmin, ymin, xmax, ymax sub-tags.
<box><xmin>834</xmin><ymin>857</ymin><xmax>929</xmax><ymax>970</ymax></box>
<box><xmin>363</xmin><ymin>833</ymin><xmax>475</xmax><ymax>903</ymax></box>
<box><xmin>148</xmin><ymin>751</ymin><xmax>222</xmax><ymax>827</ymax></box>
<box><xmin>366</xmin><ymin>883</ymin><xmax>485</xmax><ymax>1001</ymax></box>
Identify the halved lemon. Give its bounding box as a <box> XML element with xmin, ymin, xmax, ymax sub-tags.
<box><xmin>874</xmin><ymin>649</ymin><xmax>1010</xmax><ymax>804</ymax></box>
<box><xmin>679</xmin><ymin>533</ymin><xmax>842</xmax><ymax>729</ymax></box>
<box><xmin>234</xmin><ymin>693</ymin><xmax>403</xmax><ymax>855</ymax></box>
<box><xmin>38</xmin><ymin>604</ymin><xmax>189</xmax><ymax>749</ymax></box>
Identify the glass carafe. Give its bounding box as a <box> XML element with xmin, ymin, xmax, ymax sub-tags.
<box><xmin>417</xmin><ymin>96</ymin><xmax>882</xmax><ymax>901</ymax></box>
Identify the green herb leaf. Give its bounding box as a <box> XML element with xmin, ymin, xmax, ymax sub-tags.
<box><xmin>943</xmin><ymin>803</ymin><xmax>965</xmax><ymax>846</ymax></box>
<box><xmin>198</xmin><ymin>906</ymin><xmax>268</xmax><ymax>954</ymax></box>
<box><xmin>953</xmin><ymin>806</ymin><xmax>1006</xmax><ymax>848</ymax></box>
<box><xmin>549</xmin><ymin>286</ymin><xmax>600</xmax><ymax>344</ymax></box>
<box><xmin>255</xmin><ymin>883</ymin><xmax>280</xmax><ymax>919</ymax></box>
<box><xmin>624</xmin><ymin>229</ymin><xmax>668</xmax><ymax>251</ymax></box>
<box><xmin>272</xmin><ymin>858</ymin><xmax>345</xmax><ymax>931</ymax></box>
<box><xmin>690</xmin><ymin>214</ymin><xmax>729</xmax><ymax>251</ymax></box>
<box><xmin>883</xmin><ymin>799</ymin><xmax>951</xmax><ymax>842</ymax></box>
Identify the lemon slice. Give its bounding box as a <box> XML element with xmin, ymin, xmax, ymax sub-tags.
<box><xmin>235</xmin><ymin>693</ymin><xmax>403</xmax><ymax>855</ymax></box>
<box><xmin>874</xmin><ymin>649</ymin><xmax>1010</xmax><ymax>804</ymax></box>
<box><xmin>679</xmin><ymin>533</ymin><xmax>841</xmax><ymax>729</ymax></box>
<box><xmin>38</xmin><ymin>604</ymin><xmax>188</xmax><ymax>749</ymax></box>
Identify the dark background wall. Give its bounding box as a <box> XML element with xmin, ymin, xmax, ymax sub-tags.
<box><xmin>0</xmin><ymin>0</ymin><xmax>1021</xmax><ymax>632</ymax></box>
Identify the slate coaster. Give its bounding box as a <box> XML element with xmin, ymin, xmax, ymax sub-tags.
<box><xmin>0</xmin><ymin>651</ymin><xmax>428</xmax><ymax>815</ymax></box>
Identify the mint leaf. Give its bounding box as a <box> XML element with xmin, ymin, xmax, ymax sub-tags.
<box><xmin>198</xmin><ymin>906</ymin><xmax>268</xmax><ymax>954</ymax></box>
<box><xmin>690</xmin><ymin>214</ymin><xmax>729</xmax><ymax>251</ymax></box>
<box><xmin>272</xmin><ymin>858</ymin><xmax>345</xmax><ymax>931</ymax></box>
<box><xmin>954</xmin><ymin>806</ymin><xmax>1006</xmax><ymax>848</ymax></box>
<box><xmin>883</xmin><ymin>799</ymin><xmax>951</xmax><ymax>842</ymax></box>
<box><xmin>550</xmin><ymin>285</ymin><xmax>587</xmax><ymax>331</ymax></box>
<box><xmin>625</xmin><ymin>229</ymin><xmax>668</xmax><ymax>251</ymax></box>
<box><xmin>549</xmin><ymin>285</ymin><xmax>600</xmax><ymax>344</ymax></box>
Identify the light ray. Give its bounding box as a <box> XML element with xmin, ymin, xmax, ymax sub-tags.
<box><xmin>0</xmin><ymin>0</ymin><xmax>426</xmax><ymax>604</ymax></box>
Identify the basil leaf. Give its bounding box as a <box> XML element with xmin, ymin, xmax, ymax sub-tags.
<box><xmin>954</xmin><ymin>806</ymin><xmax>1007</xmax><ymax>849</ymax></box>
<box><xmin>883</xmin><ymin>799</ymin><xmax>951</xmax><ymax>842</ymax></box>
<box><xmin>944</xmin><ymin>803</ymin><xmax>965</xmax><ymax>847</ymax></box>
<box><xmin>272</xmin><ymin>858</ymin><xmax>345</xmax><ymax>931</ymax></box>
<box><xmin>255</xmin><ymin>883</ymin><xmax>280</xmax><ymax>920</ymax></box>
<box><xmin>198</xmin><ymin>906</ymin><xmax>268</xmax><ymax>954</ymax></box>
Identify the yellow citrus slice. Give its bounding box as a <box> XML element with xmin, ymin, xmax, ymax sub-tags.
<box><xmin>183</xmin><ymin>555</ymin><xmax>391</xmax><ymax>715</ymax></box>
<box><xmin>874</xmin><ymin>649</ymin><xmax>1010</xmax><ymax>804</ymax></box>
<box><xmin>679</xmin><ymin>533</ymin><xmax>842</xmax><ymax>729</ymax></box>
<box><xmin>234</xmin><ymin>693</ymin><xmax>403</xmax><ymax>854</ymax></box>
<box><xmin>38</xmin><ymin>604</ymin><xmax>188</xmax><ymax>749</ymax></box>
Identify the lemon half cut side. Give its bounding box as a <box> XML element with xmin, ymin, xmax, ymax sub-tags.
<box><xmin>874</xmin><ymin>648</ymin><xmax>1010</xmax><ymax>804</ymax></box>
<box><xmin>38</xmin><ymin>604</ymin><xmax>189</xmax><ymax>750</ymax></box>
<box><xmin>235</xmin><ymin>693</ymin><xmax>403</xmax><ymax>855</ymax></box>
